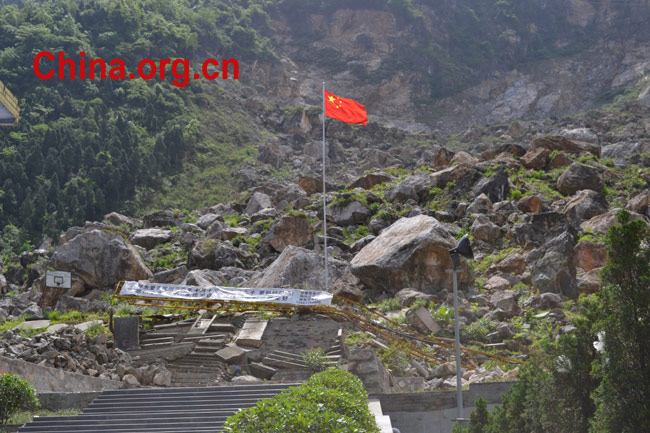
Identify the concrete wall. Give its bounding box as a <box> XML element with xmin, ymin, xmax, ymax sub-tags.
<box><xmin>38</xmin><ymin>391</ymin><xmax>101</xmax><ymax>410</ymax></box>
<box><xmin>0</xmin><ymin>355</ymin><xmax>123</xmax><ymax>393</ymax></box>
<box><xmin>372</xmin><ymin>381</ymin><xmax>513</xmax><ymax>433</ymax></box>
<box><xmin>261</xmin><ymin>315</ymin><xmax>343</xmax><ymax>354</ymax></box>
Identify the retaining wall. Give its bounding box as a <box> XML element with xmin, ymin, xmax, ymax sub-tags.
<box><xmin>372</xmin><ymin>381</ymin><xmax>514</xmax><ymax>433</ymax></box>
<box><xmin>0</xmin><ymin>355</ymin><xmax>123</xmax><ymax>393</ymax></box>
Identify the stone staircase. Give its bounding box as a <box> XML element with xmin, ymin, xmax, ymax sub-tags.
<box><xmin>17</xmin><ymin>384</ymin><xmax>295</xmax><ymax>433</ymax></box>
<box><xmin>263</xmin><ymin>340</ymin><xmax>343</xmax><ymax>370</ymax></box>
<box><xmin>136</xmin><ymin>316</ymin><xmax>236</xmax><ymax>387</ymax></box>
<box><xmin>166</xmin><ymin>353</ymin><xmax>227</xmax><ymax>387</ymax></box>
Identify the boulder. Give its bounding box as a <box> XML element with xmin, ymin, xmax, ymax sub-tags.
<box><xmin>395</xmin><ymin>288</ymin><xmax>436</xmax><ymax>307</ymax></box>
<box><xmin>104</xmin><ymin>212</ymin><xmax>136</xmax><ymax>228</ymax></box>
<box><xmin>187</xmin><ymin>240</ymin><xmax>220</xmax><ymax>270</ymax></box>
<box><xmin>450</xmin><ymin>151</ymin><xmax>478</xmax><ymax>165</ymax></box>
<box><xmin>489</xmin><ymin>291</ymin><xmax>520</xmax><ymax>318</ymax></box>
<box><xmin>327</xmin><ymin>201</ymin><xmax>371</xmax><ymax>226</ymax></box>
<box><xmin>350</xmin><ymin>215</ymin><xmax>472</xmax><ymax>294</ymax></box>
<box><xmin>181</xmin><ymin>269</ymin><xmax>224</xmax><ymax>287</ymax></box>
<box><xmin>152</xmin><ymin>369</ymin><xmax>172</xmax><ymax>387</ymax></box>
<box><xmin>406</xmin><ymin>306</ymin><xmax>441</xmax><ymax>335</ymax></box>
<box><xmin>265</xmin><ymin>214</ymin><xmax>315</xmax><ymax>252</ymax></box>
<box><xmin>547</xmin><ymin>151</ymin><xmax>572</xmax><ymax>169</ymax></box>
<box><xmin>484</xmin><ymin>276</ymin><xmax>512</xmax><ymax>291</ymax></box>
<box><xmin>471</xmin><ymin>215</ymin><xmax>503</xmax><ymax>245</ymax></box>
<box><xmin>250</xmin><ymin>246</ymin><xmax>348</xmax><ymax>289</ymax></box>
<box><xmin>557</xmin><ymin>163</ymin><xmax>604</xmax><ymax>195</ymax></box>
<box><xmin>626</xmin><ymin>191</ymin><xmax>650</xmax><ymax>215</ymax></box>
<box><xmin>299</xmin><ymin>176</ymin><xmax>337</xmax><ymax>196</ymax></box>
<box><xmin>523</xmin><ymin>292</ymin><xmax>563</xmax><ymax>310</ymax></box>
<box><xmin>348</xmin><ymin>172</ymin><xmax>394</xmax><ymax>190</ymax></box>
<box><xmin>153</xmin><ymin>265</ymin><xmax>188</xmax><ymax>284</ymax></box>
<box><xmin>196</xmin><ymin>213</ymin><xmax>220</xmax><ymax>230</ymax></box>
<box><xmin>129</xmin><ymin>228</ymin><xmax>173</xmax><ymax>250</ymax></box>
<box><xmin>574</xmin><ymin>241</ymin><xmax>607</xmax><ymax>272</ymax></box>
<box><xmin>143</xmin><ymin>210</ymin><xmax>182</xmax><ymax>228</ymax></box>
<box><xmin>245</xmin><ymin>192</ymin><xmax>272</xmax><ymax>215</ymax></box>
<box><xmin>51</xmin><ymin>230</ymin><xmax>152</xmax><ymax>289</ymax></box>
<box><xmin>251</xmin><ymin>208</ymin><xmax>277</xmax><ymax>223</ymax></box>
<box><xmin>490</xmin><ymin>253</ymin><xmax>526</xmax><ymax>275</ymax></box>
<box><xmin>216</xmin><ymin>344</ymin><xmax>247</xmax><ymax>364</ymax></box>
<box><xmin>384</xmin><ymin>172</ymin><xmax>431</xmax><ymax>203</ymax></box>
<box><xmin>559</xmin><ymin>128</ymin><xmax>599</xmax><ymax>144</ymax></box>
<box><xmin>516</xmin><ymin>195</ymin><xmax>543</xmax><ymax>214</ymax></box>
<box><xmin>601</xmin><ymin>142</ymin><xmax>646</xmax><ymax>166</ymax></box>
<box><xmin>531</xmin><ymin>135</ymin><xmax>600</xmax><ymax>157</ymax></box>
<box><xmin>473</xmin><ymin>171</ymin><xmax>510</xmax><ymax>203</ymax></box>
<box><xmin>467</xmin><ymin>193</ymin><xmax>493</xmax><ymax>214</ymax></box>
<box><xmin>529</xmin><ymin>231</ymin><xmax>577</xmax><ymax>298</ymax></box>
<box><xmin>259</xmin><ymin>137</ymin><xmax>288</xmax><ymax>168</ymax></box>
<box><xmin>563</xmin><ymin>189</ymin><xmax>608</xmax><ymax>220</ymax></box>
<box><xmin>430</xmin><ymin>164</ymin><xmax>477</xmax><ymax>190</ymax></box>
<box><xmin>433</xmin><ymin>147</ymin><xmax>454</xmax><ymax>168</ymax></box>
<box><xmin>577</xmin><ymin>268</ymin><xmax>601</xmax><ymax>294</ymax></box>
<box><xmin>580</xmin><ymin>209</ymin><xmax>646</xmax><ymax>234</ymax></box>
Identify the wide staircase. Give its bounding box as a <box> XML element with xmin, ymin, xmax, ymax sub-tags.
<box><xmin>17</xmin><ymin>383</ymin><xmax>295</xmax><ymax>433</ymax></box>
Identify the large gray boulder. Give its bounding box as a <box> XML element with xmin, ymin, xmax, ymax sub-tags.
<box><xmin>52</xmin><ymin>230</ymin><xmax>152</xmax><ymax>289</ymax></box>
<box><xmin>265</xmin><ymin>214</ymin><xmax>315</xmax><ymax>252</ymax></box>
<box><xmin>250</xmin><ymin>246</ymin><xmax>348</xmax><ymax>290</ymax></box>
<box><xmin>531</xmin><ymin>135</ymin><xmax>600</xmax><ymax>158</ymax></box>
<box><xmin>601</xmin><ymin>141</ymin><xmax>646</xmax><ymax>166</ymax></box>
<box><xmin>384</xmin><ymin>172</ymin><xmax>431</xmax><ymax>203</ymax></box>
<box><xmin>557</xmin><ymin>163</ymin><xmax>604</xmax><ymax>195</ymax></box>
<box><xmin>528</xmin><ymin>231</ymin><xmax>577</xmax><ymax>298</ymax></box>
<box><xmin>563</xmin><ymin>189</ymin><xmax>608</xmax><ymax>221</ymax></box>
<box><xmin>350</xmin><ymin>215</ymin><xmax>472</xmax><ymax>294</ymax></box>
<box><xmin>348</xmin><ymin>172</ymin><xmax>394</xmax><ymax>190</ymax></box>
<box><xmin>327</xmin><ymin>201</ymin><xmax>371</xmax><ymax>226</ymax></box>
<box><xmin>129</xmin><ymin>228</ymin><xmax>173</xmax><ymax>250</ymax></box>
<box><xmin>246</xmin><ymin>192</ymin><xmax>272</xmax><ymax>215</ymax></box>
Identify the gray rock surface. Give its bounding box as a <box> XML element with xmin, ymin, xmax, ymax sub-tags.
<box><xmin>557</xmin><ymin>162</ymin><xmax>604</xmax><ymax>195</ymax></box>
<box><xmin>265</xmin><ymin>214</ymin><xmax>315</xmax><ymax>252</ymax></box>
<box><xmin>52</xmin><ymin>230</ymin><xmax>152</xmax><ymax>289</ymax></box>
<box><xmin>350</xmin><ymin>215</ymin><xmax>472</xmax><ymax>294</ymax></box>
<box><xmin>130</xmin><ymin>228</ymin><xmax>173</xmax><ymax>250</ymax></box>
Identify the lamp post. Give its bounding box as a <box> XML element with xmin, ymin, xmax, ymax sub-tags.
<box><xmin>448</xmin><ymin>235</ymin><xmax>473</xmax><ymax>422</ymax></box>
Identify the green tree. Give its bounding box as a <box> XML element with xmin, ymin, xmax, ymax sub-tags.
<box><xmin>591</xmin><ymin>210</ymin><xmax>650</xmax><ymax>433</ymax></box>
<box><xmin>0</xmin><ymin>373</ymin><xmax>40</xmax><ymax>424</ymax></box>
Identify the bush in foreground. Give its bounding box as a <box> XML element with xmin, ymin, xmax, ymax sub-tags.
<box><xmin>0</xmin><ymin>373</ymin><xmax>40</xmax><ymax>425</ymax></box>
<box><xmin>222</xmin><ymin>369</ymin><xmax>379</xmax><ymax>433</ymax></box>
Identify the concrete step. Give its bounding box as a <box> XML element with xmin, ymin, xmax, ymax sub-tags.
<box><xmin>100</xmin><ymin>384</ymin><xmax>294</xmax><ymax>396</ymax></box>
<box><xmin>19</xmin><ymin>384</ymin><xmax>294</xmax><ymax>432</ymax></box>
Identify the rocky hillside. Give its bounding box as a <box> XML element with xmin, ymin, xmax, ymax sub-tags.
<box><xmin>3</xmin><ymin>102</ymin><xmax>650</xmax><ymax>384</ymax></box>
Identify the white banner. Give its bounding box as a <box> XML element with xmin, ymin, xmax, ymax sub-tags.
<box><xmin>118</xmin><ymin>281</ymin><xmax>333</xmax><ymax>306</ymax></box>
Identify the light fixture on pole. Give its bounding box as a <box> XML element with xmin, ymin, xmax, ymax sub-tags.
<box><xmin>448</xmin><ymin>235</ymin><xmax>473</xmax><ymax>422</ymax></box>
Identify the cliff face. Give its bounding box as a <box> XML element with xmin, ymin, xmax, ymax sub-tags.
<box><xmin>248</xmin><ymin>0</ymin><xmax>650</xmax><ymax>132</ymax></box>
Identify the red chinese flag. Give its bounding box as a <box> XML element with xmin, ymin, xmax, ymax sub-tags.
<box><xmin>324</xmin><ymin>89</ymin><xmax>367</xmax><ymax>125</ymax></box>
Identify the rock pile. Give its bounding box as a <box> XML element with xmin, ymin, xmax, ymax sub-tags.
<box><xmin>0</xmin><ymin>325</ymin><xmax>172</xmax><ymax>386</ymax></box>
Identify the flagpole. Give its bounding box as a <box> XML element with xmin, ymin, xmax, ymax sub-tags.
<box><xmin>322</xmin><ymin>81</ymin><xmax>329</xmax><ymax>291</ymax></box>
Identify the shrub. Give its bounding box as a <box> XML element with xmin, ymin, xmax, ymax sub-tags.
<box><xmin>0</xmin><ymin>373</ymin><xmax>40</xmax><ymax>424</ymax></box>
<box><xmin>377</xmin><ymin>297</ymin><xmax>401</xmax><ymax>312</ymax></box>
<box><xmin>222</xmin><ymin>369</ymin><xmax>379</xmax><ymax>433</ymax></box>
<box><xmin>302</xmin><ymin>347</ymin><xmax>329</xmax><ymax>372</ymax></box>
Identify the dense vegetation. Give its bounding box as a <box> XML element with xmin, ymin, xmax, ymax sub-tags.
<box><xmin>223</xmin><ymin>369</ymin><xmax>379</xmax><ymax>433</ymax></box>
<box><xmin>455</xmin><ymin>210</ymin><xmax>650</xmax><ymax>433</ymax></box>
<box><xmin>0</xmin><ymin>0</ymin><xmax>274</xmax><ymax>252</ymax></box>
